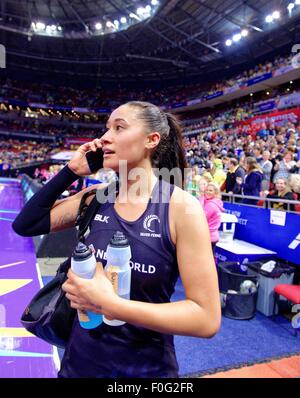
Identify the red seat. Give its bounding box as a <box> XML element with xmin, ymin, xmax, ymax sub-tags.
<box><xmin>295</xmin><ymin>204</ymin><xmax>300</xmax><ymax>213</ymax></box>
<box><xmin>274</xmin><ymin>284</ymin><xmax>300</xmax><ymax>303</ymax></box>
<box><xmin>273</xmin><ymin>284</ymin><xmax>300</xmax><ymax>336</ymax></box>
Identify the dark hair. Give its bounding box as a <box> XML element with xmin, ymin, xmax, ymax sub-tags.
<box><xmin>229</xmin><ymin>158</ymin><xmax>239</xmax><ymax>166</ymax></box>
<box><xmin>126</xmin><ymin>101</ymin><xmax>187</xmax><ymax>186</ymax></box>
<box><xmin>246</xmin><ymin>156</ymin><xmax>262</xmax><ymax>173</ymax></box>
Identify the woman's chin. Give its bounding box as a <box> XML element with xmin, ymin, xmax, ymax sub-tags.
<box><xmin>103</xmin><ymin>158</ymin><xmax>118</xmax><ymax>171</ymax></box>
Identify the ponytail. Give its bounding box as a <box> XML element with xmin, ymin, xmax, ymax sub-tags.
<box><xmin>152</xmin><ymin>113</ymin><xmax>187</xmax><ymax>186</ymax></box>
<box><xmin>126</xmin><ymin>101</ymin><xmax>187</xmax><ymax>187</ymax></box>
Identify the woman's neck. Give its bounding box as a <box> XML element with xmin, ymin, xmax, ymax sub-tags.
<box><xmin>117</xmin><ymin>160</ymin><xmax>157</xmax><ymax>204</ymax></box>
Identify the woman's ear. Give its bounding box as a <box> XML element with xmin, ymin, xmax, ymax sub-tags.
<box><xmin>145</xmin><ymin>132</ymin><xmax>161</xmax><ymax>150</ymax></box>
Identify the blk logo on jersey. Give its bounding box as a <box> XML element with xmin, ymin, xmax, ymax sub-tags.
<box><xmin>141</xmin><ymin>214</ymin><xmax>161</xmax><ymax>238</ymax></box>
<box><xmin>94</xmin><ymin>214</ymin><xmax>110</xmax><ymax>224</ymax></box>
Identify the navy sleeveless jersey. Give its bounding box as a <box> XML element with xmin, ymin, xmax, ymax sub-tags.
<box><xmin>58</xmin><ymin>179</ymin><xmax>180</xmax><ymax>378</ymax></box>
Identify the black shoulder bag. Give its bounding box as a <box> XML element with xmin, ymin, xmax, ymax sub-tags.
<box><xmin>20</xmin><ymin>186</ymin><xmax>105</xmax><ymax>348</ymax></box>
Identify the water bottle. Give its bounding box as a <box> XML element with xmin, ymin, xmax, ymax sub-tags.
<box><xmin>71</xmin><ymin>241</ymin><xmax>103</xmax><ymax>329</ymax></box>
<box><xmin>103</xmin><ymin>231</ymin><xmax>132</xmax><ymax>326</ymax></box>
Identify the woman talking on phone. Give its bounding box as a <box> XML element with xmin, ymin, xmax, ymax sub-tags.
<box><xmin>13</xmin><ymin>101</ymin><xmax>221</xmax><ymax>378</ymax></box>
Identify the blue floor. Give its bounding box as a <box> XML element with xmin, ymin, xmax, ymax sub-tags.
<box><xmin>42</xmin><ymin>276</ymin><xmax>300</xmax><ymax>377</ymax></box>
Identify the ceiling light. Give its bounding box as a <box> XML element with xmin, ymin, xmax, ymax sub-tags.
<box><xmin>145</xmin><ymin>5</ymin><xmax>152</xmax><ymax>12</ymax></box>
<box><xmin>106</xmin><ymin>21</ymin><xmax>113</xmax><ymax>28</ymax></box>
<box><xmin>36</xmin><ymin>22</ymin><xmax>45</xmax><ymax>30</ymax></box>
<box><xmin>50</xmin><ymin>25</ymin><xmax>56</xmax><ymax>31</ymax></box>
<box><xmin>295</xmin><ymin>0</ymin><xmax>300</xmax><ymax>4</ymax></box>
<box><xmin>113</xmin><ymin>20</ymin><xmax>119</xmax><ymax>27</ymax></box>
<box><xmin>137</xmin><ymin>7</ymin><xmax>145</xmax><ymax>15</ymax></box>
<box><xmin>232</xmin><ymin>33</ymin><xmax>242</xmax><ymax>42</ymax></box>
<box><xmin>225</xmin><ymin>39</ymin><xmax>232</xmax><ymax>46</ymax></box>
<box><xmin>151</xmin><ymin>0</ymin><xmax>158</xmax><ymax>5</ymax></box>
<box><xmin>288</xmin><ymin>3</ymin><xmax>295</xmax><ymax>11</ymax></box>
<box><xmin>120</xmin><ymin>17</ymin><xmax>127</xmax><ymax>24</ymax></box>
<box><xmin>272</xmin><ymin>11</ymin><xmax>280</xmax><ymax>19</ymax></box>
<box><xmin>241</xmin><ymin>29</ymin><xmax>248</xmax><ymax>37</ymax></box>
<box><xmin>129</xmin><ymin>12</ymin><xmax>140</xmax><ymax>20</ymax></box>
<box><xmin>265</xmin><ymin>15</ymin><xmax>273</xmax><ymax>23</ymax></box>
<box><xmin>95</xmin><ymin>22</ymin><xmax>102</xmax><ymax>30</ymax></box>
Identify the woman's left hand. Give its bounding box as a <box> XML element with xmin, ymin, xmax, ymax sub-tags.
<box><xmin>62</xmin><ymin>262</ymin><xmax>117</xmax><ymax>315</ymax></box>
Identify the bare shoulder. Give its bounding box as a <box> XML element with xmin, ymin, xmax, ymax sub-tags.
<box><xmin>169</xmin><ymin>186</ymin><xmax>204</xmax><ymax>245</ymax></box>
<box><xmin>170</xmin><ymin>185</ymin><xmax>202</xmax><ymax>215</ymax></box>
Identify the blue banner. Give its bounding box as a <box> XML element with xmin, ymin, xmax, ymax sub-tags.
<box><xmin>205</xmin><ymin>91</ymin><xmax>223</xmax><ymax>100</ymax></box>
<box><xmin>94</xmin><ymin>108</ymin><xmax>112</xmax><ymax>113</ymax></box>
<box><xmin>254</xmin><ymin>99</ymin><xmax>277</xmax><ymax>113</ymax></box>
<box><xmin>223</xmin><ymin>203</ymin><xmax>300</xmax><ymax>266</ymax></box>
<box><xmin>278</xmin><ymin>92</ymin><xmax>300</xmax><ymax>110</ymax></box>
<box><xmin>171</xmin><ymin>102</ymin><xmax>187</xmax><ymax>109</ymax></box>
<box><xmin>247</xmin><ymin>72</ymin><xmax>273</xmax><ymax>86</ymax></box>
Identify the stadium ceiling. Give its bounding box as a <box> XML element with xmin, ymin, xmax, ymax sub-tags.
<box><xmin>0</xmin><ymin>0</ymin><xmax>299</xmax><ymax>84</ymax></box>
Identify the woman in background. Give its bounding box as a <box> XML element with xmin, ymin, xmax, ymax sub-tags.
<box><xmin>203</xmin><ymin>182</ymin><xmax>224</xmax><ymax>252</ymax></box>
<box><xmin>236</xmin><ymin>157</ymin><xmax>263</xmax><ymax>205</ymax></box>
<box><xmin>266</xmin><ymin>178</ymin><xmax>295</xmax><ymax>211</ymax></box>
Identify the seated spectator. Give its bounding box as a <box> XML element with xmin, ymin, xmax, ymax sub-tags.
<box><xmin>288</xmin><ymin>174</ymin><xmax>300</xmax><ymax>205</ymax></box>
<box><xmin>266</xmin><ymin>178</ymin><xmax>295</xmax><ymax>211</ymax></box>
<box><xmin>203</xmin><ymin>182</ymin><xmax>224</xmax><ymax>252</ymax></box>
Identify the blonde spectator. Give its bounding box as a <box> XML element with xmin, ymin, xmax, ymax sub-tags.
<box><xmin>288</xmin><ymin>174</ymin><xmax>300</xmax><ymax>197</ymax></box>
<box><xmin>266</xmin><ymin>178</ymin><xmax>295</xmax><ymax>211</ymax></box>
<box><xmin>198</xmin><ymin>176</ymin><xmax>208</xmax><ymax>206</ymax></box>
<box><xmin>203</xmin><ymin>182</ymin><xmax>224</xmax><ymax>251</ymax></box>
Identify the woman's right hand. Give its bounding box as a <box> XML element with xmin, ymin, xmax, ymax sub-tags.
<box><xmin>68</xmin><ymin>138</ymin><xmax>102</xmax><ymax>176</ymax></box>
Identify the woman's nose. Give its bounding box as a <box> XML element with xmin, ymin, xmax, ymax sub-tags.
<box><xmin>100</xmin><ymin>130</ymin><xmax>113</xmax><ymax>144</ymax></box>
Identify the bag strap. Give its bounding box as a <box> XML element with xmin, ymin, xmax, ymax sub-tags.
<box><xmin>75</xmin><ymin>180</ymin><xmax>119</xmax><ymax>242</ymax></box>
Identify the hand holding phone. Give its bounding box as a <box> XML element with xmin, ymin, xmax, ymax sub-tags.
<box><xmin>68</xmin><ymin>139</ymin><xmax>104</xmax><ymax>176</ymax></box>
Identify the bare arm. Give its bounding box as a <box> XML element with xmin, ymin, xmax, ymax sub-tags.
<box><xmin>50</xmin><ymin>183</ymin><xmax>105</xmax><ymax>233</ymax></box>
<box><xmin>12</xmin><ymin>138</ymin><xmax>104</xmax><ymax>237</ymax></box>
<box><xmin>63</xmin><ymin>189</ymin><xmax>221</xmax><ymax>338</ymax></box>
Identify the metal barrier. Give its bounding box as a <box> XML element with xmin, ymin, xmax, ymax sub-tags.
<box><xmin>221</xmin><ymin>192</ymin><xmax>300</xmax><ymax>214</ymax></box>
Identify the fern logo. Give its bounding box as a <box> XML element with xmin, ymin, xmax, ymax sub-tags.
<box><xmin>143</xmin><ymin>215</ymin><xmax>160</xmax><ymax>233</ymax></box>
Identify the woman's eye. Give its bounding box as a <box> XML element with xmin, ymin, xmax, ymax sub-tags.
<box><xmin>116</xmin><ymin>125</ymin><xmax>123</xmax><ymax>131</ymax></box>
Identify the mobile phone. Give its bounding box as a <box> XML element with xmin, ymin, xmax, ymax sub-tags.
<box><xmin>86</xmin><ymin>148</ymin><xmax>104</xmax><ymax>173</ymax></box>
